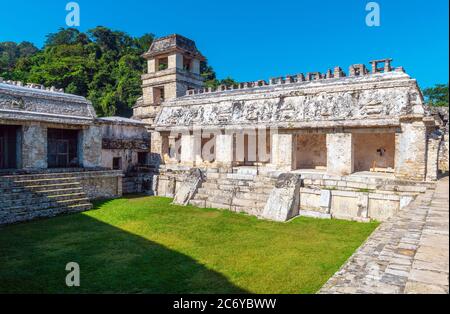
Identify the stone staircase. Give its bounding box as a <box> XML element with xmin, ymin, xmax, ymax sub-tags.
<box><xmin>0</xmin><ymin>172</ymin><xmax>92</xmax><ymax>225</ymax></box>
<box><xmin>189</xmin><ymin>171</ymin><xmax>278</xmax><ymax>216</ymax></box>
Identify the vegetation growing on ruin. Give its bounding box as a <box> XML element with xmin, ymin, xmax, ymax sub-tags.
<box><xmin>0</xmin><ymin>196</ymin><xmax>378</xmax><ymax>294</ymax></box>
<box><xmin>0</xmin><ymin>27</ymin><xmax>235</xmax><ymax>118</ymax></box>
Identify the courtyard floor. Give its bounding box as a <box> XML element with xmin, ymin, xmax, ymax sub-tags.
<box><xmin>320</xmin><ymin>177</ymin><xmax>449</xmax><ymax>294</ymax></box>
<box><xmin>0</xmin><ymin>197</ymin><xmax>377</xmax><ymax>294</ymax></box>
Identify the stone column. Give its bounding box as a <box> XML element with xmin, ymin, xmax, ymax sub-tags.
<box><xmin>271</xmin><ymin>133</ymin><xmax>294</xmax><ymax>171</ymax></box>
<box><xmin>395</xmin><ymin>118</ymin><xmax>427</xmax><ymax>181</ymax></box>
<box><xmin>22</xmin><ymin>123</ymin><xmax>47</xmax><ymax>169</ymax></box>
<box><xmin>215</xmin><ymin>134</ymin><xmax>234</xmax><ymax>167</ymax></box>
<box><xmin>180</xmin><ymin>134</ymin><xmax>195</xmax><ymax>166</ymax></box>
<box><xmin>326</xmin><ymin>133</ymin><xmax>354</xmax><ymax>176</ymax></box>
<box><xmin>167</xmin><ymin>135</ymin><xmax>177</xmax><ymax>162</ymax></box>
<box><xmin>80</xmin><ymin>125</ymin><xmax>102</xmax><ymax>168</ymax></box>
<box><xmin>426</xmin><ymin>132</ymin><xmax>441</xmax><ymax>181</ymax></box>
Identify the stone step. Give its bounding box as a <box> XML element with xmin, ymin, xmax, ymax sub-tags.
<box><xmin>189</xmin><ymin>199</ymin><xmax>206</xmax><ymax>208</ymax></box>
<box><xmin>1</xmin><ymin>196</ymin><xmax>90</xmax><ymax>211</ymax></box>
<box><xmin>0</xmin><ymin>170</ymin><xmax>116</xmax><ymax>181</ymax></box>
<box><xmin>1</xmin><ymin>186</ymin><xmax>83</xmax><ymax>200</ymax></box>
<box><xmin>0</xmin><ymin>203</ymin><xmax>93</xmax><ymax>225</ymax></box>
<box><xmin>196</xmin><ymin>187</ymin><xmax>269</xmax><ymax>201</ymax></box>
<box><xmin>15</xmin><ymin>177</ymin><xmax>80</xmax><ymax>186</ymax></box>
<box><xmin>0</xmin><ymin>192</ymin><xmax>86</xmax><ymax>207</ymax></box>
<box><xmin>24</xmin><ymin>182</ymin><xmax>82</xmax><ymax>191</ymax></box>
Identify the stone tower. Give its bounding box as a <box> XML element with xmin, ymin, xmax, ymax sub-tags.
<box><xmin>133</xmin><ymin>34</ymin><xmax>205</xmax><ymax>125</ymax></box>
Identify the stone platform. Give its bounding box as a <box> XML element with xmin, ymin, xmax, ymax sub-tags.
<box><xmin>319</xmin><ymin>177</ymin><xmax>449</xmax><ymax>294</ymax></box>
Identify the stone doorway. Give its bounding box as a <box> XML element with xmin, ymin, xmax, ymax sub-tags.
<box><xmin>0</xmin><ymin>125</ymin><xmax>20</xmax><ymax>169</ymax></box>
<box><xmin>353</xmin><ymin>133</ymin><xmax>395</xmax><ymax>172</ymax></box>
<box><xmin>294</xmin><ymin>134</ymin><xmax>327</xmax><ymax>170</ymax></box>
<box><xmin>47</xmin><ymin>129</ymin><xmax>80</xmax><ymax>168</ymax></box>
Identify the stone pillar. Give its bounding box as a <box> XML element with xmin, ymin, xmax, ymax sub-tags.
<box><xmin>426</xmin><ymin>132</ymin><xmax>440</xmax><ymax>181</ymax></box>
<box><xmin>180</xmin><ymin>134</ymin><xmax>195</xmax><ymax>166</ymax></box>
<box><xmin>271</xmin><ymin>133</ymin><xmax>294</xmax><ymax>171</ymax></box>
<box><xmin>326</xmin><ymin>133</ymin><xmax>353</xmax><ymax>176</ymax></box>
<box><xmin>147</xmin><ymin>59</ymin><xmax>156</xmax><ymax>73</ymax></box>
<box><xmin>395</xmin><ymin>118</ymin><xmax>427</xmax><ymax>181</ymax></box>
<box><xmin>81</xmin><ymin>125</ymin><xmax>102</xmax><ymax>168</ymax></box>
<box><xmin>22</xmin><ymin>123</ymin><xmax>47</xmax><ymax>169</ymax></box>
<box><xmin>149</xmin><ymin>131</ymin><xmax>168</xmax><ymax>165</ymax></box>
<box><xmin>215</xmin><ymin>134</ymin><xmax>234</xmax><ymax>167</ymax></box>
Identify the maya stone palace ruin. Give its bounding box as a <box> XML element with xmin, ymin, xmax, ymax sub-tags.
<box><xmin>1</xmin><ymin>34</ymin><xmax>448</xmax><ymax>225</ymax></box>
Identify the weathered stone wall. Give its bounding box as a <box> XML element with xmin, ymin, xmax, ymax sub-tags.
<box><xmin>98</xmin><ymin>118</ymin><xmax>150</xmax><ymax>171</ymax></box>
<box><xmin>77</xmin><ymin>170</ymin><xmax>123</xmax><ymax>200</ymax></box>
<box><xmin>395</xmin><ymin>118</ymin><xmax>427</xmax><ymax>181</ymax></box>
<box><xmin>153</xmin><ymin>166</ymin><xmax>427</xmax><ymax>222</ymax></box>
<box><xmin>353</xmin><ymin>133</ymin><xmax>395</xmax><ymax>171</ymax></box>
<box><xmin>327</xmin><ymin>133</ymin><xmax>353</xmax><ymax>176</ymax></box>
<box><xmin>295</xmin><ymin>134</ymin><xmax>327</xmax><ymax>169</ymax></box>
<box><xmin>22</xmin><ymin>123</ymin><xmax>47</xmax><ymax>169</ymax></box>
<box><xmin>0</xmin><ymin>81</ymin><xmax>96</xmax><ymax>125</ymax></box>
<box><xmin>299</xmin><ymin>188</ymin><xmax>413</xmax><ymax>222</ymax></box>
<box><xmin>439</xmin><ymin>126</ymin><xmax>449</xmax><ymax>173</ymax></box>
<box><xmin>155</xmin><ymin>71</ymin><xmax>422</xmax><ymax>130</ymax></box>
<box><xmin>80</xmin><ymin>125</ymin><xmax>103</xmax><ymax>168</ymax></box>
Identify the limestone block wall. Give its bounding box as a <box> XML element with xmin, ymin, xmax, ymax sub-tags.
<box><xmin>353</xmin><ymin>133</ymin><xmax>395</xmax><ymax>171</ymax></box>
<box><xmin>77</xmin><ymin>170</ymin><xmax>123</xmax><ymax>200</ymax></box>
<box><xmin>22</xmin><ymin>123</ymin><xmax>47</xmax><ymax>169</ymax></box>
<box><xmin>395</xmin><ymin>119</ymin><xmax>427</xmax><ymax>181</ymax></box>
<box><xmin>80</xmin><ymin>125</ymin><xmax>102</xmax><ymax>168</ymax></box>
<box><xmin>326</xmin><ymin>133</ymin><xmax>353</xmax><ymax>176</ymax></box>
<box><xmin>271</xmin><ymin>134</ymin><xmax>294</xmax><ymax>171</ymax></box>
<box><xmin>438</xmin><ymin>126</ymin><xmax>449</xmax><ymax>173</ymax></box>
<box><xmin>295</xmin><ymin>134</ymin><xmax>327</xmax><ymax>169</ymax></box>
<box><xmin>426</xmin><ymin>132</ymin><xmax>441</xmax><ymax>181</ymax></box>
<box><xmin>298</xmin><ymin>188</ymin><xmax>411</xmax><ymax>222</ymax></box>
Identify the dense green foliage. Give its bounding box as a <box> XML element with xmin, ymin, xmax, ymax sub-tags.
<box><xmin>424</xmin><ymin>83</ymin><xmax>449</xmax><ymax>107</ymax></box>
<box><xmin>0</xmin><ymin>196</ymin><xmax>378</xmax><ymax>293</ymax></box>
<box><xmin>0</xmin><ymin>41</ymin><xmax>38</xmax><ymax>72</ymax></box>
<box><xmin>0</xmin><ymin>27</ymin><xmax>233</xmax><ymax>117</ymax></box>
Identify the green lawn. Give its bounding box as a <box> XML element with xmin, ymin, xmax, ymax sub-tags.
<box><xmin>0</xmin><ymin>196</ymin><xmax>378</xmax><ymax>294</ymax></box>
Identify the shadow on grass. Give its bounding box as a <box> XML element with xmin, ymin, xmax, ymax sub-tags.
<box><xmin>0</xmin><ymin>209</ymin><xmax>248</xmax><ymax>294</ymax></box>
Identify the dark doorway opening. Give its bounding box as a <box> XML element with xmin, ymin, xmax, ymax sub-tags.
<box><xmin>48</xmin><ymin>129</ymin><xmax>79</xmax><ymax>168</ymax></box>
<box><xmin>113</xmin><ymin>157</ymin><xmax>122</xmax><ymax>170</ymax></box>
<box><xmin>0</xmin><ymin>125</ymin><xmax>20</xmax><ymax>169</ymax></box>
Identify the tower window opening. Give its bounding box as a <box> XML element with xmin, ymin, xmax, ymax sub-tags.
<box><xmin>157</xmin><ymin>57</ymin><xmax>168</xmax><ymax>71</ymax></box>
<box><xmin>183</xmin><ymin>57</ymin><xmax>192</xmax><ymax>72</ymax></box>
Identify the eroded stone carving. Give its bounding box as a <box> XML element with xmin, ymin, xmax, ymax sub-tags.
<box><xmin>261</xmin><ymin>173</ymin><xmax>302</xmax><ymax>222</ymax></box>
<box><xmin>155</xmin><ymin>73</ymin><xmax>418</xmax><ymax>129</ymax></box>
<box><xmin>172</xmin><ymin>168</ymin><xmax>205</xmax><ymax>205</ymax></box>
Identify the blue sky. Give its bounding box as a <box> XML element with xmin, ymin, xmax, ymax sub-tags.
<box><xmin>1</xmin><ymin>0</ymin><xmax>448</xmax><ymax>88</ymax></box>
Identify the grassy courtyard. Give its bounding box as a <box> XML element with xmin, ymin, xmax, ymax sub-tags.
<box><xmin>0</xmin><ymin>196</ymin><xmax>378</xmax><ymax>294</ymax></box>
